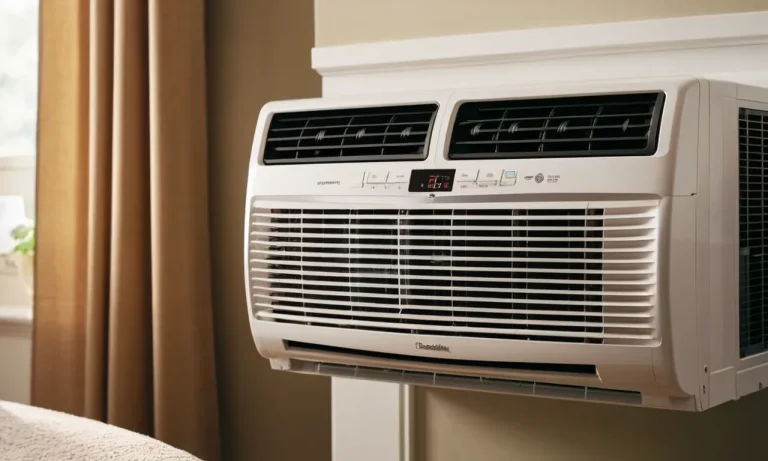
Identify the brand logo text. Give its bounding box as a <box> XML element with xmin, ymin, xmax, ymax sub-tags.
<box><xmin>415</xmin><ymin>342</ymin><xmax>450</xmax><ymax>353</ymax></box>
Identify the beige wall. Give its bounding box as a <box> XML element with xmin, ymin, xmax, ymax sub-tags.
<box><xmin>315</xmin><ymin>0</ymin><xmax>768</xmax><ymax>46</ymax></box>
<box><xmin>0</xmin><ymin>322</ymin><xmax>31</xmax><ymax>404</ymax></box>
<box><xmin>206</xmin><ymin>1</ymin><xmax>330</xmax><ymax>460</ymax></box>
<box><xmin>314</xmin><ymin>1</ymin><xmax>768</xmax><ymax>461</ymax></box>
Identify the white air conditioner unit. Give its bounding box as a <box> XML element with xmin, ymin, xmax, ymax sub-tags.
<box><xmin>244</xmin><ymin>77</ymin><xmax>768</xmax><ymax>411</ymax></box>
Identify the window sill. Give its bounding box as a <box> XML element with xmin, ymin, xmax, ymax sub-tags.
<box><xmin>0</xmin><ymin>155</ymin><xmax>35</xmax><ymax>171</ymax></box>
<box><xmin>0</xmin><ymin>305</ymin><xmax>32</xmax><ymax>332</ymax></box>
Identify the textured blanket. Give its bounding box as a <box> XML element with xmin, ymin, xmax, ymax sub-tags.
<box><xmin>0</xmin><ymin>400</ymin><xmax>201</xmax><ymax>460</ymax></box>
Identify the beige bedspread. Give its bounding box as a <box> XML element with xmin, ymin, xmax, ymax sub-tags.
<box><xmin>0</xmin><ymin>400</ymin><xmax>201</xmax><ymax>460</ymax></box>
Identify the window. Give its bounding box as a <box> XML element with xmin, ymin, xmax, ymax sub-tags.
<box><xmin>0</xmin><ymin>0</ymin><xmax>38</xmax><ymax>310</ymax></box>
<box><xmin>0</xmin><ymin>0</ymin><xmax>38</xmax><ymax>158</ymax></box>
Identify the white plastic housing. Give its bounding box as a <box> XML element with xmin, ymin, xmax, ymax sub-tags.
<box><xmin>243</xmin><ymin>77</ymin><xmax>768</xmax><ymax>411</ymax></box>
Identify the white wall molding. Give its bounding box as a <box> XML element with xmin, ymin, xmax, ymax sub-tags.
<box><xmin>314</xmin><ymin>11</ymin><xmax>768</xmax><ymax>96</ymax></box>
<box><xmin>317</xmin><ymin>12</ymin><xmax>768</xmax><ymax>461</ymax></box>
<box><xmin>313</xmin><ymin>11</ymin><xmax>768</xmax><ymax>76</ymax></box>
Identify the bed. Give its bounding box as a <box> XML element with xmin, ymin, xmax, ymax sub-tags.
<box><xmin>0</xmin><ymin>400</ymin><xmax>201</xmax><ymax>460</ymax></box>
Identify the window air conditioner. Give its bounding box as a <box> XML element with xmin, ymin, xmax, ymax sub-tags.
<box><xmin>243</xmin><ymin>77</ymin><xmax>768</xmax><ymax>411</ymax></box>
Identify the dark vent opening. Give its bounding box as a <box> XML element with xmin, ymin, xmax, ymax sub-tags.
<box><xmin>739</xmin><ymin>107</ymin><xmax>768</xmax><ymax>358</ymax></box>
<box><xmin>263</xmin><ymin>103</ymin><xmax>438</xmax><ymax>165</ymax></box>
<box><xmin>448</xmin><ymin>92</ymin><xmax>664</xmax><ymax>160</ymax></box>
<box><xmin>286</xmin><ymin>341</ymin><xmax>597</xmax><ymax>375</ymax></box>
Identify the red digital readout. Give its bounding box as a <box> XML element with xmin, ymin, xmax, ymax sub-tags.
<box><xmin>427</xmin><ymin>175</ymin><xmax>451</xmax><ymax>190</ymax></box>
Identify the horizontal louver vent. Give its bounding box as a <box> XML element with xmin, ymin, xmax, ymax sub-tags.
<box><xmin>287</xmin><ymin>356</ymin><xmax>642</xmax><ymax>405</ymax></box>
<box><xmin>263</xmin><ymin>103</ymin><xmax>438</xmax><ymax>165</ymax></box>
<box><xmin>248</xmin><ymin>202</ymin><xmax>659</xmax><ymax>346</ymax></box>
<box><xmin>448</xmin><ymin>92</ymin><xmax>664</xmax><ymax>160</ymax></box>
<box><xmin>286</xmin><ymin>341</ymin><xmax>596</xmax><ymax>374</ymax></box>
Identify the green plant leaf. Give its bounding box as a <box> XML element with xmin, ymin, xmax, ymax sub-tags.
<box><xmin>9</xmin><ymin>223</ymin><xmax>35</xmax><ymax>255</ymax></box>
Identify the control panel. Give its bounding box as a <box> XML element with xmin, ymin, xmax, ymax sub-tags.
<box><xmin>350</xmin><ymin>168</ymin><xmax>524</xmax><ymax>192</ymax></box>
<box><xmin>456</xmin><ymin>168</ymin><xmax>518</xmax><ymax>190</ymax></box>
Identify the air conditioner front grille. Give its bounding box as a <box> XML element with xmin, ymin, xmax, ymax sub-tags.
<box><xmin>739</xmin><ymin>107</ymin><xmax>768</xmax><ymax>358</ymax></box>
<box><xmin>448</xmin><ymin>92</ymin><xmax>664</xmax><ymax>160</ymax></box>
<box><xmin>262</xmin><ymin>103</ymin><xmax>438</xmax><ymax>165</ymax></box>
<box><xmin>248</xmin><ymin>202</ymin><xmax>658</xmax><ymax>346</ymax></box>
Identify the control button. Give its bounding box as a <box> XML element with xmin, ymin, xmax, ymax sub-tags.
<box><xmin>387</xmin><ymin>171</ymin><xmax>408</xmax><ymax>184</ymax></box>
<box><xmin>369</xmin><ymin>184</ymin><xmax>384</xmax><ymax>191</ymax></box>
<box><xmin>475</xmin><ymin>181</ymin><xmax>498</xmax><ymax>188</ymax></box>
<box><xmin>458</xmin><ymin>183</ymin><xmax>472</xmax><ymax>190</ymax></box>
<box><xmin>478</xmin><ymin>169</ymin><xmax>501</xmax><ymax>181</ymax></box>
<box><xmin>385</xmin><ymin>184</ymin><xmax>406</xmax><ymax>191</ymax></box>
<box><xmin>500</xmin><ymin>178</ymin><xmax>517</xmax><ymax>186</ymax></box>
<box><xmin>456</xmin><ymin>169</ymin><xmax>479</xmax><ymax>182</ymax></box>
<box><xmin>503</xmin><ymin>170</ymin><xmax>517</xmax><ymax>179</ymax></box>
<box><xmin>367</xmin><ymin>171</ymin><xmax>389</xmax><ymax>184</ymax></box>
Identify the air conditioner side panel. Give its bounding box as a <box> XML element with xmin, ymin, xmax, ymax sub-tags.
<box><xmin>695</xmin><ymin>79</ymin><xmax>712</xmax><ymax>409</ymax></box>
<box><xmin>705</xmin><ymin>81</ymin><xmax>737</xmax><ymax>407</ymax></box>
<box><xmin>652</xmin><ymin>195</ymin><xmax>701</xmax><ymax>400</ymax></box>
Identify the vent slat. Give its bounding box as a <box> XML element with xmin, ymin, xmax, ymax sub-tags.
<box><xmin>251</xmin><ymin>277</ymin><xmax>650</xmax><ymax>297</ymax></box>
<box><xmin>458</xmin><ymin>112</ymin><xmax>654</xmax><ymax>124</ymax></box>
<box><xmin>448</xmin><ymin>92</ymin><xmax>664</xmax><ymax>160</ymax></box>
<box><xmin>739</xmin><ymin>107</ymin><xmax>768</xmax><ymax>358</ymax></box>
<box><xmin>270</xmin><ymin>120</ymin><xmax>431</xmax><ymax>132</ymax></box>
<box><xmin>253</xmin><ymin>294</ymin><xmax>652</xmax><ymax>313</ymax></box>
<box><xmin>252</xmin><ymin>302</ymin><xmax>652</xmax><ymax>318</ymax></box>
<box><xmin>253</xmin><ymin>287</ymin><xmax>649</xmax><ymax>307</ymax></box>
<box><xmin>262</xmin><ymin>103</ymin><xmax>438</xmax><ymax>165</ymax></box>
<box><xmin>250</xmin><ymin>230</ymin><xmax>654</xmax><ymax>243</ymax></box>
<box><xmin>258</xmin><ymin>313</ymin><xmax>652</xmax><ymax>341</ymax></box>
<box><xmin>466</xmin><ymin>123</ymin><xmax>651</xmax><ymax>134</ymax></box>
<box><xmin>253</xmin><ymin>259</ymin><xmax>653</xmax><ymax>274</ymax></box>
<box><xmin>248</xmin><ymin>203</ymin><xmax>659</xmax><ymax>345</ymax></box>
<box><xmin>251</xmin><ymin>240</ymin><xmax>654</xmax><ymax>253</ymax></box>
<box><xmin>268</xmin><ymin>130</ymin><xmax>429</xmax><ymax>142</ymax></box>
<box><xmin>251</xmin><ymin>211</ymin><xmax>656</xmax><ymax>220</ymax></box>
<box><xmin>252</xmin><ymin>268</ymin><xmax>655</xmax><ymax>286</ymax></box>
<box><xmin>250</xmin><ymin>249</ymin><xmax>652</xmax><ymax>264</ymax></box>
<box><xmin>453</xmin><ymin>136</ymin><xmax>650</xmax><ymax>146</ymax></box>
<box><xmin>257</xmin><ymin>307</ymin><xmax>653</xmax><ymax>329</ymax></box>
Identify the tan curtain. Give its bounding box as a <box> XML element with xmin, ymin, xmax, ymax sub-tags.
<box><xmin>33</xmin><ymin>1</ymin><xmax>221</xmax><ymax>459</ymax></box>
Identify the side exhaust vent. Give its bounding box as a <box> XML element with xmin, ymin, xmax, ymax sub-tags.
<box><xmin>738</xmin><ymin>106</ymin><xmax>768</xmax><ymax>358</ymax></box>
<box><xmin>263</xmin><ymin>103</ymin><xmax>438</xmax><ymax>165</ymax></box>
<box><xmin>448</xmin><ymin>92</ymin><xmax>664</xmax><ymax>160</ymax></box>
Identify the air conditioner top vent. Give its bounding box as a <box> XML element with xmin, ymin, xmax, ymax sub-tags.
<box><xmin>448</xmin><ymin>92</ymin><xmax>664</xmax><ymax>160</ymax></box>
<box><xmin>263</xmin><ymin>103</ymin><xmax>438</xmax><ymax>165</ymax></box>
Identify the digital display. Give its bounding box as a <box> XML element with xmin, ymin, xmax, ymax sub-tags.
<box><xmin>408</xmin><ymin>169</ymin><xmax>456</xmax><ymax>192</ymax></box>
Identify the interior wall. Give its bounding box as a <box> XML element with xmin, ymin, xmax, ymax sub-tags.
<box><xmin>315</xmin><ymin>0</ymin><xmax>768</xmax><ymax>46</ymax></box>
<box><xmin>0</xmin><ymin>322</ymin><xmax>31</xmax><ymax>404</ymax></box>
<box><xmin>314</xmin><ymin>1</ymin><xmax>768</xmax><ymax>461</ymax></box>
<box><xmin>205</xmin><ymin>1</ymin><xmax>329</xmax><ymax>460</ymax></box>
<box><xmin>416</xmin><ymin>388</ymin><xmax>768</xmax><ymax>461</ymax></box>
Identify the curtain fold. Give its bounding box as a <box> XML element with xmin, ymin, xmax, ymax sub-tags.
<box><xmin>33</xmin><ymin>1</ymin><xmax>221</xmax><ymax>459</ymax></box>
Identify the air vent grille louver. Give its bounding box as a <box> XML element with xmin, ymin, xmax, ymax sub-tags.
<box><xmin>739</xmin><ymin>107</ymin><xmax>768</xmax><ymax>358</ymax></box>
<box><xmin>248</xmin><ymin>201</ymin><xmax>659</xmax><ymax>346</ymax></box>
<box><xmin>262</xmin><ymin>103</ymin><xmax>438</xmax><ymax>165</ymax></box>
<box><xmin>284</xmin><ymin>352</ymin><xmax>642</xmax><ymax>406</ymax></box>
<box><xmin>448</xmin><ymin>92</ymin><xmax>664</xmax><ymax>160</ymax></box>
